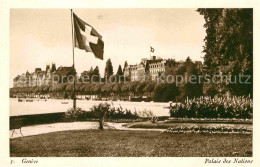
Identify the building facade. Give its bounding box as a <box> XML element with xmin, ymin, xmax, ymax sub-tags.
<box><xmin>12</xmin><ymin>63</ymin><xmax>76</xmax><ymax>88</ymax></box>
<box><xmin>124</xmin><ymin>56</ymin><xmax>203</xmax><ymax>82</ymax></box>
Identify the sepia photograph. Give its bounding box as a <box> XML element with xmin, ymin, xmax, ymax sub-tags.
<box><xmin>8</xmin><ymin>8</ymin><xmax>253</xmax><ymax>157</ymax></box>
<box><xmin>0</xmin><ymin>1</ymin><xmax>259</xmax><ymax>166</ymax></box>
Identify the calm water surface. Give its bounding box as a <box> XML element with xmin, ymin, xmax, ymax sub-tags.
<box><xmin>10</xmin><ymin>98</ymin><xmax>171</xmax><ymax>116</ymax></box>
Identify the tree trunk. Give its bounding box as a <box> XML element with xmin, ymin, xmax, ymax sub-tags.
<box><xmin>99</xmin><ymin>119</ymin><xmax>104</xmax><ymax>130</ymax></box>
<box><xmin>99</xmin><ymin>111</ymin><xmax>107</xmax><ymax>130</ymax></box>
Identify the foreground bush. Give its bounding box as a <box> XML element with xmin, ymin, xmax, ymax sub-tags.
<box><xmin>90</xmin><ymin>103</ymin><xmax>110</xmax><ymax>130</ymax></box>
<box><xmin>170</xmin><ymin>95</ymin><xmax>252</xmax><ymax>119</ymax></box>
<box><xmin>91</xmin><ymin>103</ymin><xmax>140</xmax><ymax>129</ymax></box>
<box><xmin>65</xmin><ymin>107</ymin><xmax>86</xmax><ymax>120</ymax></box>
<box><xmin>65</xmin><ymin>103</ymin><xmax>140</xmax><ymax>128</ymax></box>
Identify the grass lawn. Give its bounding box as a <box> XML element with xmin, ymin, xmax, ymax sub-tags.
<box><xmin>10</xmin><ymin>130</ymin><xmax>252</xmax><ymax>157</ymax></box>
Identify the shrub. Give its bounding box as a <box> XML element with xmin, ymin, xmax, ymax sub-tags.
<box><xmin>65</xmin><ymin>107</ymin><xmax>87</xmax><ymax>120</ymax></box>
<box><xmin>203</xmin><ymin>83</ymin><xmax>218</xmax><ymax>97</ymax></box>
<box><xmin>65</xmin><ymin>103</ymin><xmax>140</xmax><ymax>123</ymax></box>
<box><xmin>90</xmin><ymin>103</ymin><xmax>111</xmax><ymax>130</ymax></box>
<box><xmin>169</xmin><ymin>95</ymin><xmax>252</xmax><ymax>119</ymax></box>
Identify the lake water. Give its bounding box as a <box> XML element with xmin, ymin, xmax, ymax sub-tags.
<box><xmin>10</xmin><ymin>98</ymin><xmax>171</xmax><ymax>117</ymax></box>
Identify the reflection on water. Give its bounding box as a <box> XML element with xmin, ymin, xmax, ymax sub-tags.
<box><xmin>10</xmin><ymin>98</ymin><xmax>171</xmax><ymax>117</ymax></box>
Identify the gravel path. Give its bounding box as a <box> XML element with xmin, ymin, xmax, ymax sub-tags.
<box><xmin>10</xmin><ymin>121</ymin><xmax>251</xmax><ymax>139</ymax></box>
<box><xmin>10</xmin><ymin>121</ymin><xmax>165</xmax><ymax>139</ymax></box>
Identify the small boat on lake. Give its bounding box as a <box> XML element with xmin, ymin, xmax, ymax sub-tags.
<box><xmin>61</xmin><ymin>102</ymin><xmax>69</xmax><ymax>104</ymax></box>
<box><xmin>26</xmin><ymin>99</ymin><xmax>33</xmax><ymax>102</ymax></box>
<box><xmin>18</xmin><ymin>98</ymin><xmax>23</xmax><ymax>102</ymax></box>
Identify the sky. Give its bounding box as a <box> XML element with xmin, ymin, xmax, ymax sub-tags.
<box><xmin>10</xmin><ymin>9</ymin><xmax>206</xmax><ymax>86</ymax></box>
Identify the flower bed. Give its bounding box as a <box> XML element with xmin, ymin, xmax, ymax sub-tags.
<box><xmin>166</xmin><ymin>118</ymin><xmax>252</xmax><ymax>124</ymax></box>
<box><xmin>170</xmin><ymin>95</ymin><xmax>253</xmax><ymax>119</ymax></box>
<box><xmin>165</xmin><ymin>125</ymin><xmax>252</xmax><ymax>134</ymax></box>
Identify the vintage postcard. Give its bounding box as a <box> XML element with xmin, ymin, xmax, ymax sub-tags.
<box><xmin>0</xmin><ymin>0</ymin><xmax>259</xmax><ymax>167</ymax></box>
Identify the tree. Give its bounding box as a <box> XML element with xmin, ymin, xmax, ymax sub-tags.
<box><xmin>175</xmin><ymin>62</ymin><xmax>203</xmax><ymax>101</ymax></box>
<box><xmin>90</xmin><ymin>103</ymin><xmax>111</xmax><ymax>130</ymax></box>
<box><xmin>104</xmin><ymin>58</ymin><xmax>113</xmax><ymax>80</ymax></box>
<box><xmin>116</xmin><ymin>65</ymin><xmax>124</xmax><ymax>82</ymax></box>
<box><xmin>81</xmin><ymin>66</ymin><xmax>100</xmax><ymax>83</ymax></box>
<box><xmin>93</xmin><ymin>66</ymin><xmax>100</xmax><ymax>82</ymax></box>
<box><xmin>136</xmin><ymin>82</ymin><xmax>146</xmax><ymax>96</ymax></box>
<box><xmin>152</xmin><ymin>83</ymin><xmax>179</xmax><ymax>102</ymax></box>
<box><xmin>185</xmin><ymin>56</ymin><xmax>191</xmax><ymax>63</ymax></box>
<box><xmin>83</xmin><ymin>83</ymin><xmax>91</xmax><ymax>95</ymax></box>
<box><xmin>203</xmin><ymin>83</ymin><xmax>218</xmax><ymax>97</ymax></box>
<box><xmin>143</xmin><ymin>82</ymin><xmax>156</xmax><ymax>97</ymax></box>
<box><xmin>66</xmin><ymin>84</ymin><xmax>74</xmax><ymax>92</ymax></box>
<box><xmin>93</xmin><ymin>83</ymin><xmax>104</xmax><ymax>97</ymax></box>
<box><xmin>43</xmin><ymin>85</ymin><xmax>50</xmax><ymax>93</ymax></box>
<box><xmin>101</xmin><ymin>83</ymin><xmax>113</xmax><ymax>98</ymax></box>
<box><xmin>116</xmin><ymin>65</ymin><xmax>123</xmax><ymax>76</ymax></box>
<box><xmin>128</xmin><ymin>81</ymin><xmax>140</xmax><ymax>96</ymax></box>
<box><xmin>121</xmin><ymin>82</ymin><xmax>130</xmax><ymax>98</ymax></box>
<box><xmin>112</xmin><ymin>82</ymin><xmax>122</xmax><ymax>96</ymax></box>
<box><xmin>197</xmin><ymin>8</ymin><xmax>253</xmax><ymax>96</ymax></box>
<box><xmin>81</xmin><ymin>67</ymin><xmax>93</xmax><ymax>83</ymax></box>
<box><xmin>123</xmin><ymin>61</ymin><xmax>128</xmax><ymax>72</ymax></box>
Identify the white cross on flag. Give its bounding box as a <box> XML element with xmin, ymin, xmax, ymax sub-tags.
<box><xmin>73</xmin><ymin>13</ymin><xmax>104</xmax><ymax>60</ymax></box>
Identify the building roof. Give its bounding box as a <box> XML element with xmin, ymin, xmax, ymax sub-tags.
<box><xmin>54</xmin><ymin>66</ymin><xmax>76</xmax><ymax>76</ymax></box>
<box><xmin>13</xmin><ymin>75</ymin><xmax>20</xmax><ymax>81</ymax></box>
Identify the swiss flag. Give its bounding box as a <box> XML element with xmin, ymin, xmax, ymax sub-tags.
<box><xmin>73</xmin><ymin>13</ymin><xmax>104</xmax><ymax>60</ymax></box>
<box><xmin>150</xmin><ymin>46</ymin><xmax>154</xmax><ymax>53</ymax></box>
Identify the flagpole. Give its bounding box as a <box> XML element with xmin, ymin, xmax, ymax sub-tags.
<box><xmin>71</xmin><ymin>9</ymin><xmax>76</xmax><ymax>110</ymax></box>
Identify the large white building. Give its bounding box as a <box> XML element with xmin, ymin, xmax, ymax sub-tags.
<box><xmin>124</xmin><ymin>56</ymin><xmax>202</xmax><ymax>82</ymax></box>
<box><xmin>13</xmin><ymin>64</ymin><xmax>56</xmax><ymax>87</ymax></box>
